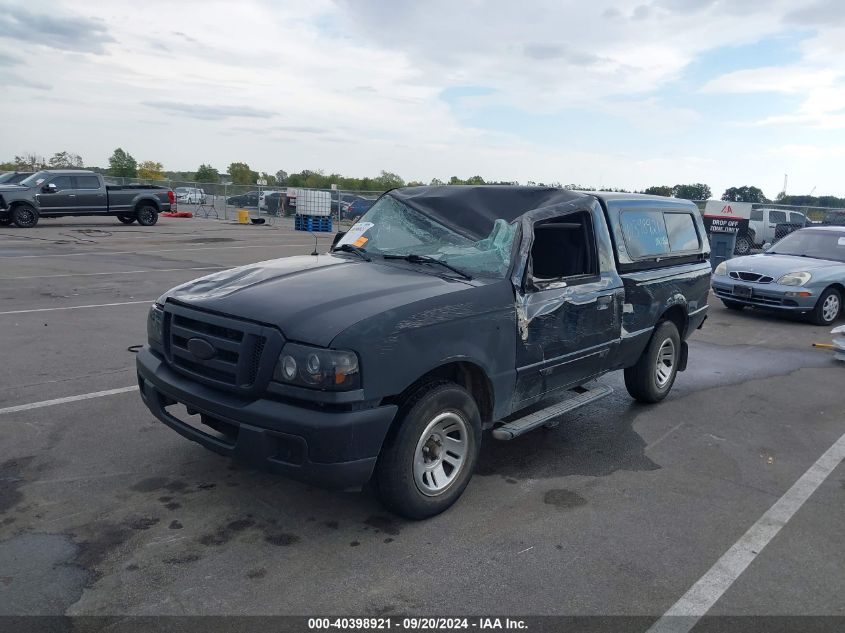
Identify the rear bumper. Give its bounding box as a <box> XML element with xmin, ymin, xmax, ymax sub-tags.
<box><xmin>136</xmin><ymin>347</ymin><xmax>397</xmax><ymax>489</ymax></box>
<box><xmin>712</xmin><ymin>279</ymin><xmax>816</xmax><ymax>311</ymax></box>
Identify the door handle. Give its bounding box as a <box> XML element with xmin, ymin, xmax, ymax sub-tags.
<box><xmin>68</xmin><ymin>194</ymin><xmax>76</xmax><ymax>197</ymax></box>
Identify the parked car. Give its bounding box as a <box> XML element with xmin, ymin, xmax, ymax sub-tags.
<box><xmin>747</xmin><ymin>208</ymin><xmax>807</xmax><ymax>248</ymax></box>
<box><xmin>822</xmin><ymin>210</ymin><xmax>845</xmax><ymax>226</ymax></box>
<box><xmin>0</xmin><ymin>170</ymin><xmax>173</xmax><ymax>227</ymax></box>
<box><xmin>137</xmin><ymin>187</ymin><xmax>711</xmax><ymax>518</ymax></box>
<box><xmin>174</xmin><ymin>187</ymin><xmax>206</xmax><ymax>204</ymax></box>
<box><xmin>0</xmin><ymin>171</ymin><xmax>33</xmax><ymax>185</ymax></box>
<box><xmin>712</xmin><ymin>225</ymin><xmax>845</xmax><ymax>325</ymax></box>
<box><xmin>341</xmin><ymin>196</ymin><xmax>377</xmax><ymax>221</ymax></box>
<box><xmin>226</xmin><ymin>191</ymin><xmax>258</xmax><ymax>207</ymax></box>
<box><xmin>258</xmin><ymin>189</ymin><xmax>284</xmax><ymax>210</ymax></box>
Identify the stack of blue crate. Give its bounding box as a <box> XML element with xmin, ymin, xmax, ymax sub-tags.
<box><xmin>294</xmin><ymin>214</ymin><xmax>333</xmax><ymax>232</ymax></box>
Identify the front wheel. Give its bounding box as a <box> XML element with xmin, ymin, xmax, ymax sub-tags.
<box><xmin>624</xmin><ymin>320</ymin><xmax>681</xmax><ymax>404</ymax></box>
<box><xmin>11</xmin><ymin>204</ymin><xmax>39</xmax><ymax>228</ymax></box>
<box><xmin>810</xmin><ymin>287</ymin><xmax>841</xmax><ymax>325</ymax></box>
<box><xmin>375</xmin><ymin>381</ymin><xmax>481</xmax><ymax>519</ymax></box>
<box><xmin>136</xmin><ymin>205</ymin><xmax>158</xmax><ymax>226</ymax></box>
<box><xmin>117</xmin><ymin>215</ymin><xmax>136</xmax><ymax>224</ymax></box>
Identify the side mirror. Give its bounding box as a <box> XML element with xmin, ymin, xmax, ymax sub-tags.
<box><xmin>43</xmin><ymin>183</ymin><xmax>57</xmax><ymax>193</ymax></box>
<box><xmin>331</xmin><ymin>231</ymin><xmax>346</xmax><ymax>249</ymax></box>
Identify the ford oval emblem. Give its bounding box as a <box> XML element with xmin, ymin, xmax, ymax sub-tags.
<box><xmin>187</xmin><ymin>337</ymin><xmax>216</xmax><ymax>360</ymax></box>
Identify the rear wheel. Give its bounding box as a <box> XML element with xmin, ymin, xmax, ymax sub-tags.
<box><xmin>117</xmin><ymin>215</ymin><xmax>136</xmax><ymax>224</ymax></box>
<box><xmin>721</xmin><ymin>299</ymin><xmax>746</xmax><ymax>311</ymax></box>
<box><xmin>136</xmin><ymin>205</ymin><xmax>158</xmax><ymax>226</ymax></box>
<box><xmin>11</xmin><ymin>204</ymin><xmax>39</xmax><ymax>228</ymax></box>
<box><xmin>734</xmin><ymin>234</ymin><xmax>753</xmax><ymax>255</ymax></box>
<box><xmin>810</xmin><ymin>287</ymin><xmax>841</xmax><ymax>325</ymax></box>
<box><xmin>375</xmin><ymin>381</ymin><xmax>481</xmax><ymax>519</ymax></box>
<box><xmin>624</xmin><ymin>320</ymin><xmax>681</xmax><ymax>403</ymax></box>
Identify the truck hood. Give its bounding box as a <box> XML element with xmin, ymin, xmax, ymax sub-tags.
<box><xmin>0</xmin><ymin>185</ymin><xmax>27</xmax><ymax>193</ymax></box>
<box><xmin>161</xmin><ymin>254</ymin><xmax>477</xmax><ymax>347</ymax></box>
<box><xmin>727</xmin><ymin>253</ymin><xmax>842</xmax><ymax>276</ymax></box>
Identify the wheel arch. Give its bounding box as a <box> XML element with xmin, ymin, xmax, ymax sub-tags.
<box><xmin>134</xmin><ymin>197</ymin><xmax>160</xmax><ymax>212</ymax></box>
<box><xmin>387</xmin><ymin>360</ymin><xmax>495</xmax><ymax>425</ymax></box>
<box><xmin>658</xmin><ymin>304</ymin><xmax>688</xmax><ymax>339</ymax></box>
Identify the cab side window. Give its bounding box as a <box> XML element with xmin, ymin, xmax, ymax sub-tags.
<box><xmin>528</xmin><ymin>211</ymin><xmax>597</xmax><ymax>286</ymax></box>
<box><xmin>75</xmin><ymin>175</ymin><xmax>100</xmax><ymax>189</ymax></box>
<box><xmin>769</xmin><ymin>210</ymin><xmax>787</xmax><ymax>224</ymax></box>
<box><xmin>47</xmin><ymin>176</ymin><xmax>74</xmax><ymax>191</ymax></box>
<box><xmin>789</xmin><ymin>212</ymin><xmax>806</xmax><ymax>226</ymax></box>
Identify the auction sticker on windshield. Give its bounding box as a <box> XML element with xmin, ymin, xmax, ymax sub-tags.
<box><xmin>338</xmin><ymin>222</ymin><xmax>374</xmax><ymax>248</ymax></box>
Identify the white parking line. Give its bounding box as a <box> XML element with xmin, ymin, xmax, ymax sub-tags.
<box><xmin>0</xmin><ymin>386</ymin><xmax>137</xmax><ymax>415</ymax></box>
<box><xmin>0</xmin><ymin>300</ymin><xmax>154</xmax><ymax>315</ymax></box>
<box><xmin>0</xmin><ymin>242</ymin><xmax>324</xmax><ymax>259</ymax></box>
<box><xmin>647</xmin><ymin>430</ymin><xmax>845</xmax><ymax>633</ymax></box>
<box><xmin>0</xmin><ymin>266</ymin><xmax>225</xmax><ymax>281</ymax></box>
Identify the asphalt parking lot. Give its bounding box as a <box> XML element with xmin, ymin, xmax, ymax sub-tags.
<box><xmin>0</xmin><ymin>217</ymin><xmax>843</xmax><ymax>625</ymax></box>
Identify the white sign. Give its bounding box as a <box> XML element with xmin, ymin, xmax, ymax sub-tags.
<box><xmin>256</xmin><ymin>178</ymin><xmax>267</xmax><ymax>186</ymax></box>
<box><xmin>331</xmin><ymin>184</ymin><xmax>338</xmax><ymax>190</ymax></box>
<box><xmin>337</xmin><ymin>222</ymin><xmax>374</xmax><ymax>248</ymax></box>
<box><xmin>703</xmin><ymin>200</ymin><xmax>752</xmax><ymax>219</ymax></box>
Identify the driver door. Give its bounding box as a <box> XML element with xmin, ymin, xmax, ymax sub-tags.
<box><xmin>37</xmin><ymin>175</ymin><xmax>76</xmax><ymax>214</ymax></box>
<box><xmin>514</xmin><ymin>209</ymin><xmax>623</xmax><ymax>405</ymax></box>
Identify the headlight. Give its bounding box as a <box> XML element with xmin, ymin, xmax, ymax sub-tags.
<box><xmin>273</xmin><ymin>343</ymin><xmax>360</xmax><ymax>391</ymax></box>
<box><xmin>147</xmin><ymin>303</ymin><xmax>164</xmax><ymax>345</ymax></box>
<box><xmin>777</xmin><ymin>271</ymin><xmax>812</xmax><ymax>286</ymax></box>
<box><xmin>714</xmin><ymin>261</ymin><xmax>727</xmax><ymax>276</ymax></box>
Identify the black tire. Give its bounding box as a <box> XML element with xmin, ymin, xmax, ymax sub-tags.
<box><xmin>0</xmin><ymin>216</ymin><xmax>12</xmax><ymax>226</ymax></box>
<box><xmin>734</xmin><ymin>234</ymin><xmax>753</xmax><ymax>256</ymax></box>
<box><xmin>375</xmin><ymin>381</ymin><xmax>481</xmax><ymax>519</ymax></box>
<box><xmin>810</xmin><ymin>287</ymin><xmax>841</xmax><ymax>326</ymax></box>
<box><xmin>11</xmin><ymin>204</ymin><xmax>39</xmax><ymax>228</ymax></box>
<box><xmin>117</xmin><ymin>214</ymin><xmax>136</xmax><ymax>224</ymax></box>
<box><xmin>624</xmin><ymin>320</ymin><xmax>681</xmax><ymax>404</ymax></box>
<box><xmin>136</xmin><ymin>205</ymin><xmax>158</xmax><ymax>226</ymax></box>
<box><xmin>721</xmin><ymin>299</ymin><xmax>746</xmax><ymax>311</ymax></box>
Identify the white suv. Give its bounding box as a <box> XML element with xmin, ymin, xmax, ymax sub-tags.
<box><xmin>749</xmin><ymin>208</ymin><xmax>807</xmax><ymax>246</ymax></box>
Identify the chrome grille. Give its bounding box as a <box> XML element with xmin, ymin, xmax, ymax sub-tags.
<box><xmin>729</xmin><ymin>271</ymin><xmax>774</xmax><ymax>284</ymax></box>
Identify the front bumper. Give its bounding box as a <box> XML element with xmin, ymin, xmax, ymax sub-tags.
<box><xmin>136</xmin><ymin>347</ymin><xmax>398</xmax><ymax>489</ymax></box>
<box><xmin>712</xmin><ymin>278</ymin><xmax>817</xmax><ymax>311</ymax></box>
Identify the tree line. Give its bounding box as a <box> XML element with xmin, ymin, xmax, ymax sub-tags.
<box><xmin>4</xmin><ymin>149</ymin><xmax>845</xmax><ymax>208</ymax></box>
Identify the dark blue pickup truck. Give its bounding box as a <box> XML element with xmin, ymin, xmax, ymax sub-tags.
<box><xmin>137</xmin><ymin>186</ymin><xmax>711</xmax><ymax>518</ymax></box>
<box><xmin>0</xmin><ymin>170</ymin><xmax>173</xmax><ymax>227</ymax></box>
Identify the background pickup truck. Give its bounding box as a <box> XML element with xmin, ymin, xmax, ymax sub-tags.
<box><xmin>0</xmin><ymin>169</ymin><xmax>173</xmax><ymax>228</ymax></box>
<box><xmin>137</xmin><ymin>186</ymin><xmax>711</xmax><ymax>519</ymax></box>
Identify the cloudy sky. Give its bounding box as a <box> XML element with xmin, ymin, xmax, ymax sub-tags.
<box><xmin>1</xmin><ymin>0</ymin><xmax>843</xmax><ymax>197</ymax></box>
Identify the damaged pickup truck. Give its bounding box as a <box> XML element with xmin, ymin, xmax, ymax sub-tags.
<box><xmin>137</xmin><ymin>187</ymin><xmax>711</xmax><ymax>518</ymax></box>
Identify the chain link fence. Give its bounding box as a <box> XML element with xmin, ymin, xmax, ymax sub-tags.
<box><xmin>101</xmin><ymin>176</ymin><xmax>844</xmax><ymax>240</ymax></box>
<box><xmin>102</xmin><ymin>175</ymin><xmax>383</xmax><ymax>229</ymax></box>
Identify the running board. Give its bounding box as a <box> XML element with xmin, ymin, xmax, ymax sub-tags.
<box><xmin>491</xmin><ymin>384</ymin><xmax>614</xmax><ymax>441</ymax></box>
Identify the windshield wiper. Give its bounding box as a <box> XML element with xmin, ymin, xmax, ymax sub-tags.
<box><xmin>334</xmin><ymin>243</ymin><xmax>371</xmax><ymax>261</ymax></box>
<box><xmin>382</xmin><ymin>253</ymin><xmax>473</xmax><ymax>280</ymax></box>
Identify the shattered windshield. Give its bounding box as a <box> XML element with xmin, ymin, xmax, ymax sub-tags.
<box><xmin>336</xmin><ymin>195</ymin><xmax>518</xmax><ymax>279</ymax></box>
